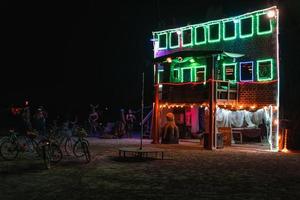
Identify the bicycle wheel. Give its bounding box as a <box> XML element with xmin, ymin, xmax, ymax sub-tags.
<box><xmin>73</xmin><ymin>140</ymin><xmax>83</xmax><ymax>157</ymax></box>
<box><xmin>82</xmin><ymin>138</ymin><xmax>89</xmax><ymax>147</ymax></box>
<box><xmin>0</xmin><ymin>139</ymin><xmax>19</xmax><ymax>160</ymax></box>
<box><xmin>82</xmin><ymin>142</ymin><xmax>91</xmax><ymax>163</ymax></box>
<box><xmin>64</xmin><ymin>137</ymin><xmax>74</xmax><ymax>156</ymax></box>
<box><xmin>29</xmin><ymin>139</ymin><xmax>41</xmax><ymax>156</ymax></box>
<box><xmin>42</xmin><ymin>144</ymin><xmax>51</xmax><ymax>169</ymax></box>
<box><xmin>50</xmin><ymin>143</ymin><xmax>63</xmax><ymax>163</ymax></box>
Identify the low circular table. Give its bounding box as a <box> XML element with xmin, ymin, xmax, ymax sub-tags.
<box><xmin>118</xmin><ymin>147</ymin><xmax>164</xmax><ymax>160</ymax></box>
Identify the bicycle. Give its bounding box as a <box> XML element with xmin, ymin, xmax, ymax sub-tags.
<box><xmin>37</xmin><ymin>132</ymin><xmax>63</xmax><ymax>164</ymax></box>
<box><xmin>73</xmin><ymin>127</ymin><xmax>91</xmax><ymax>163</ymax></box>
<box><xmin>0</xmin><ymin>130</ymin><xmax>56</xmax><ymax>169</ymax></box>
<box><xmin>0</xmin><ymin>130</ymin><xmax>39</xmax><ymax>160</ymax></box>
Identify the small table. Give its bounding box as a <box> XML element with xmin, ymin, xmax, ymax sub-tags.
<box><xmin>118</xmin><ymin>147</ymin><xmax>164</xmax><ymax>160</ymax></box>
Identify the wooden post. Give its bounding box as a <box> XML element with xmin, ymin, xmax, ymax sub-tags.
<box><xmin>207</xmin><ymin>55</ymin><xmax>216</xmax><ymax>150</ymax></box>
<box><xmin>151</xmin><ymin>64</ymin><xmax>160</xmax><ymax>144</ymax></box>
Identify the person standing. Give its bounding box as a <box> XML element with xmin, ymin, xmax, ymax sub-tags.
<box><xmin>126</xmin><ymin>109</ymin><xmax>136</xmax><ymax>138</ymax></box>
<box><xmin>34</xmin><ymin>106</ymin><xmax>48</xmax><ymax>136</ymax></box>
<box><xmin>22</xmin><ymin>101</ymin><xmax>32</xmax><ymax>131</ymax></box>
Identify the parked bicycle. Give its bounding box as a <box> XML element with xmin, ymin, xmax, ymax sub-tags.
<box><xmin>73</xmin><ymin>127</ymin><xmax>91</xmax><ymax>163</ymax></box>
<box><xmin>0</xmin><ymin>129</ymin><xmax>61</xmax><ymax>169</ymax></box>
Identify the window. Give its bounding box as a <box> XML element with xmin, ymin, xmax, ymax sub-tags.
<box><xmin>239</xmin><ymin>15</ymin><xmax>254</xmax><ymax>38</ymax></box>
<box><xmin>223</xmin><ymin>20</ymin><xmax>237</xmax><ymax>41</ymax></box>
<box><xmin>257</xmin><ymin>13</ymin><xmax>273</xmax><ymax>35</ymax></box>
<box><xmin>158</xmin><ymin>70</ymin><xmax>164</xmax><ymax>83</ymax></box>
<box><xmin>240</xmin><ymin>61</ymin><xmax>253</xmax><ymax>81</ymax></box>
<box><xmin>223</xmin><ymin>63</ymin><xmax>237</xmax><ymax>82</ymax></box>
<box><xmin>182</xmin><ymin>27</ymin><xmax>193</xmax><ymax>47</ymax></box>
<box><xmin>257</xmin><ymin>59</ymin><xmax>273</xmax><ymax>81</ymax></box>
<box><xmin>194</xmin><ymin>66</ymin><xmax>206</xmax><ymax>82</ymax></box>
<box><xmin>158</xmin><ymin>33</ymin><xmax>167</xmax><ymax>49</ymax></box>
<box><xmin>169</xmin><ymin>31</ymin><xmax>180</xmax><ymax>49</ymax></box>
<box><xmin>181</xmin><ymin>68</ymin><xmax>192</xmax><ymax>82</ymax></box>
<box><xmin>173</xmin><ymin>68</ymin><xmax>180</xmax><ymax>82</ymax></box>
<box><xmin>208</xmin><ymin>22</ymin><xmax>221</xmax><ymax>43</ymax></box>
<box><xmin>194</xmin><ymin>25</ymin><xmax>206</xmax><ymax>45</ymax></box>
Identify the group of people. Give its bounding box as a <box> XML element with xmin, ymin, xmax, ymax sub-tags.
<box><xmin>88</xmin><ymin>105</ymin><xmax>137</xmax><ymax>137</ymax></box>
<box><xmin>10</xmin><ymin>101</ymin><xmax>137</xmax><ymax>138</ymax></box>
<box><xmin>11</xmin><ymin>101</ymin><xmax>48</xmax><ymax>136</ymax></box>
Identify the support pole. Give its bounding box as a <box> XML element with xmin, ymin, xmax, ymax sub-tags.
<box><xmin>140</xmin><ymin>73</ymin><xmax>145</xmax><ymax>150</ymax></box>
<box><xmin>151</xmin><ymin>64</ymin><xmax>160</xmax><ymax>144</ymax></box>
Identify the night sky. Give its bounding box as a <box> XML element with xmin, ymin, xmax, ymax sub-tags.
<box><xmin>1</xmin><ymin>0</ymin><xmax>300</xmax><ymax>124</ymax></box>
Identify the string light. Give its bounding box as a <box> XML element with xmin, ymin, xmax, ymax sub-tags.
<box><xmin>267</xmin><ymin>10</ymin><xmax>276</xmax><ymax>18</ymax></box>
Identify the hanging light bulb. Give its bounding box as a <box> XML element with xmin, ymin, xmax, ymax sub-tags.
<box><xmin>166</xmin><ymin>57</ymin><xmax>172</xmax><ymax>63</ymax></box>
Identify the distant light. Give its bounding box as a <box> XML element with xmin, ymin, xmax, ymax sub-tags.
<box><xmin>150</xmin><ymin>38</ymin><xmax>157</xmax><ymax>42</ymax></box>
<box><xmin>190</xmin><ymin>58</ymin><xmax>195</xmax><ymax>63</ymax></box>
<box><xmin>267</xmin><ymin>10</ymin><xmax>276</xmax><ymax>18</ymax></box>
<box><xmin>166</xmin><ymin>57</ymin><xmax>172</xmax><ymax>63</ymax></box>
<box><xmin>176</xmin><ymin>30</ymin><xmax>182</xmax><ymax>35</ymax></box>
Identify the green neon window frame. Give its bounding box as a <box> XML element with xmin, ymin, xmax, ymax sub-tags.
<box><xmin>257</xmin><ymin>13</ymin><xmax>273</xmax><ymax>35</ymax></box>
<box><xmin>208</xmin><ymin>22</ymin><xmax>221</xmax><ymax>43</ymax></box>
<box><xmin>169</xmin><ymin>31</ymin><xmax>180</xmax><ymax>49</ymax></box>
<box><xmin>194</xmin><ymin>25</ymin><xmax>206</xmax><ymax>45</ymax></box>
<box><xmin>193</xmin><ymin>66</ymin><xmax>206</xmax><ymax>82</ymax></box>
<box><xmin>223</xmin><ymin>20</ymin><xmax>237</xmax><ymax>41</ymax></box>
<box><xmin>257</xmin><ymin>59</ymin><xmax>273</xmax><ymax>81</ymax></box>
<box><xmin>239</xmin><ymin>15</ymin><xmax>254</xmax><ymax>38</ymax></box>
<box><xmin>158</xmin><ymin>69</ymin><xmax>164</xmax><ymax>83</ymax></box>
<box><xmin>173</xmin><ymin>68</ymin><xmax>180</xmax><ymax>82</ymax></box>
<box><xmin>158</xmin><ymin>33</ymin><xmax>168</xmax><ymax>50</ymax></box>
<box><xmin>181</xmin><ymin>67</ymin><xmax>193</xmax><ymax>82</ymax></box>
<box><xmin>182</xmin><ymin>27</ymin><xmax>193</xmax><ymax>47</ymax></box>
<box><xmin>223</xmin><ymin>63</ymin><xmax>237</xmax><ymax>83</ymax></box>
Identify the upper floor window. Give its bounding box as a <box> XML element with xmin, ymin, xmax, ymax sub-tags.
<box><xmin>169</xmin><ymin>31</ymin><xmax>180</xmax><ymax>49</ymax></box>
<box><xmin>208</xmin><ymin>22</ymin><xmax>221</xmax><ymax>43</ymax></box>
<box><xmin>182</xmin><ymin>27</ymin><xmax>193</xmax><ymax>47</ymax></box>
<box><xmin>194</xmin><ymin>25</ymin><xmax>206</xmax><ymax>45</ymax></box>
<box><xmin>257</xmin><ymin>13</ymin><xmax>273</xmax><ymax>35</ymax></box>
<box><xmin>158</xmin><ymin>33</ymin><xmax>167</xmax><ymax>49</ymax></box>
<box><xmin>223</xmin><ymin>20</ymin><xmax>237</xmax><ymax>41</ymax></box>
<box><xmin>239</xmin><ymin>15</ymin><xmax>254</xmax><ymax>38</ymax></box>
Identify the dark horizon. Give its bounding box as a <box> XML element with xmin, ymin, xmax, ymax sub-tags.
<box><xmin>2</xmin><ymin>0</ymin><xmax>300</xmax><ymax>125</ymax></box>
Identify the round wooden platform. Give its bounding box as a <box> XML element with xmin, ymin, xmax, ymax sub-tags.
<box><xmin>118</xmin><ymin>147</ymin><xmax>164</xmax><ymax>160</ymax></box>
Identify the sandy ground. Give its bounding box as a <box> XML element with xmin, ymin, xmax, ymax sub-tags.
<box><xmin>0</xmin><ymin>138</ymin><xmax>300</xmax><ymax>200</ymax></box>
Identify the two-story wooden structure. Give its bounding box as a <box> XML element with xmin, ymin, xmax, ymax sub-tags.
<box><xmin>151</xmin><ymin>6</ymin><xmax>280</xmax><ymax>151</ymax></box>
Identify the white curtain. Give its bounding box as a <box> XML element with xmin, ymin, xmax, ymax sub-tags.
<box><xmin>216</xmin><ymin>107</ymin><xmax>271</xmax><ymax>128</ymax></box>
